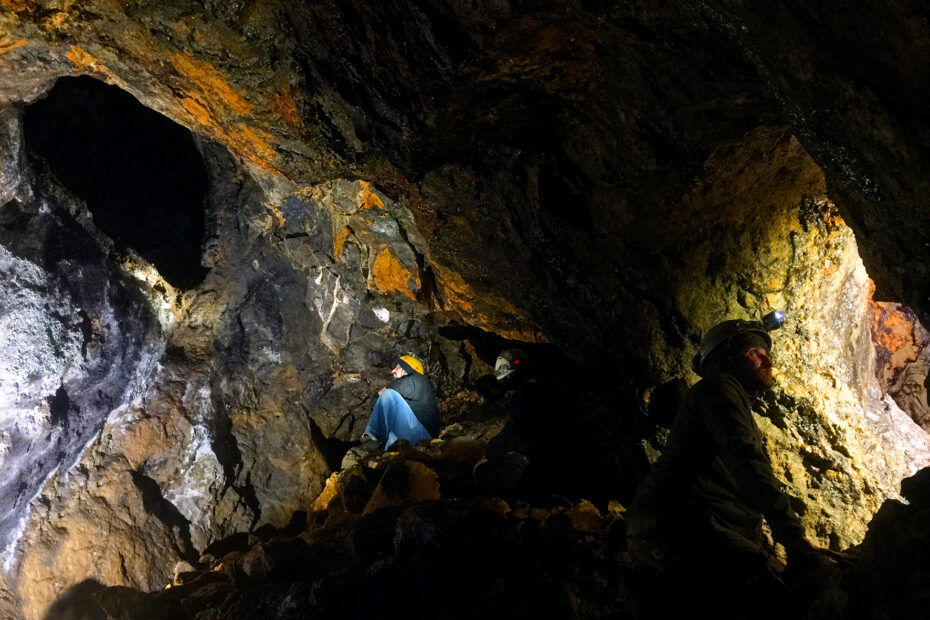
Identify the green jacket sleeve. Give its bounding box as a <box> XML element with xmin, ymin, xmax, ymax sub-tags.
<box><xmin>697</xmin><ymin>375</ymin><xmax>807</xmax><ymax>544</ymax></box>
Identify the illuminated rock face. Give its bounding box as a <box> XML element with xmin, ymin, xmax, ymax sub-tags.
<box><xmin>0</xmin><ymin>103</ymin><xmax>162</xmax><ymax>569</ymax></box>
<box><xmin>641</xmin><ymin>126</ymin><xmax>930</xmax><ymax>547</ymax></box>
<box><xmin>4</xmin><ymin>84</ymin><xmax>498</xmax><ymax>617</ymax></box>
<box><xmin>1</xmin><ymin>2</ymin><xmax>930</xmax><ymax>617</ymax></box>
<box><xmin>870</xmin><ymin>301</ymin><xmax>930</xmax><ymax>431</ymax></box>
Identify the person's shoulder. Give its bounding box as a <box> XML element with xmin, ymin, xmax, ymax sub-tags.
<box><xmin>692</xmin><ymin>373</ymin><xmax>747</xmax><ymax>400</ymax></box>
<box><xmin>697</xmin><ymin>373</ymin><xmax>739</xmax><ymax>388</ymax></box>
<box><xmin>411</xmin><ymin>371</ymin><xmax>431</xmax><ymax>383</ymax></box>
<box><xmin>402</xmin><ymin>372</ymin><xmax>433</xmax><ymax>390</ymax></box>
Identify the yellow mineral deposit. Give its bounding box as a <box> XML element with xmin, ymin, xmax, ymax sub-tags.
<box><xmin>357</xmin><ymin>180</ymin><xmax>385</xmax><ymax>211</ymax></box>
<box><xmin>169</xmin><ymin>53</ymin><xmax>254</xmax><ymax>117</ymax></box>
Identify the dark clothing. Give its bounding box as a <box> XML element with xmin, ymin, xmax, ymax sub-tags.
<box><xmin>628</xmin><ymin>373</ymin><xmax>806</xmax><ymax>570</ymax></box>
<box><xmin>388</xmin><ymin>372</ymin><xmax>440</xmax><ymax>437</ymax></box>
<box><xmin>475</xmin><ymin>419</ymin><xmax>533</xmax><ymax>495</ymax></box>
<box><xmin>474</xmin><ymin>378</ymin><xmax>552</xmax><ymax>497</ymax></box>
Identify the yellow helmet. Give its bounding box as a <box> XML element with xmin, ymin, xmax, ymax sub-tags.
<box><xmin>396</xmin><ymin>354</ymin><xmax>424</xmax><ymax>375</ymax></box>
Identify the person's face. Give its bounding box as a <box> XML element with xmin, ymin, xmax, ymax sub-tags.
<box><xmin>741</xmin><ymin>346</ymin><xmax>774</xmax><ymax>389</ymax></box>
<box><xmin>391</xmin><ymin>364</ymin><xmax>407</xmax><ymax>379</ymax></box>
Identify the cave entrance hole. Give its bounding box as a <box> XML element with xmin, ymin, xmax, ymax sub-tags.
<box><xmin>23</xmin><ymin>76</ymin><xmax>209</xmax><ymax>289</ymax></box>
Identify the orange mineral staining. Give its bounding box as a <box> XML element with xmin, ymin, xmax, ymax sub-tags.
<box><xmin>234</xmin><ymin>123</ymin><xmax>278</xmax><ymax>170</ymax></box>
<box><xmin>0</xmin><ymin>0</ymin><xmax>31</xmax><ymax>13</ymax></box>
<box><xmin>373</xmin><ymin>247</ymin><xmax>418</xmax><ymax>299</ymax></box>
<box><xmin>169</xmin><ymin>52</ymin><xmax>253</xmax><ymax>117</ymax></box>
<box><xmin>65</xmin><ymin>45</ymin><xmax>116</xmax><ymax>79</ymax></box>
<box><xmin>271</xmin><ymin>89</ymin><xmax>301</xmax><ymax>126</ymax></box>
<box><xmin>358</xmin><ymin>180</ymin><xmax>385</xmax><ymax>210</ymax></box>
<box><xmin>39</xmin><ymin>10</ymin><xmax>68</xmax><ymax>31</ymax></box>
<box><xmin>0</xmin><ymin>35</ymin><xmax>27</xmax><ymax>55</ymax></box>
<box><xmin>870</xmin><ymin>301</ymin><xmax>917</xmax><ymax>353</ymax></box>
<box><xmin>431</xmin><ymin>263</ymin><xmax>544</xmax><ymax>342</ymax></box>
<box><xmin>180</xmin><ymin>95</ymin><xmax>212</xmax><ymax>126</ymax></box>
<box><xmin>333</xmin><ymin>226</ymin><xmax>353</xmax><ymax>259</ymax></box>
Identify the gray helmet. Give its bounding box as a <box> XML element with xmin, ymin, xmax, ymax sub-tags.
<box><xmin>692</xmin><ymin>311</ymin><xmax>783</xmax><ymax>376</ymax></box>
<box><xmin>494</xmin><ymin>348</ymin><xmax>528</xmax><ymax>381</ymax></box>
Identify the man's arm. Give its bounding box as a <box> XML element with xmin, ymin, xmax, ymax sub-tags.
<box><xmin>387</xmin><ymin>375</ymin><xmax>416</xmax><ymax>400</ymax></box>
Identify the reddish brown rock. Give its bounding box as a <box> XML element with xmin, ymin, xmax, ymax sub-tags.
<box><xmin>870</xmin><ymin>301</ymin><xmax>930</xmax><ymax>430</ymax></box>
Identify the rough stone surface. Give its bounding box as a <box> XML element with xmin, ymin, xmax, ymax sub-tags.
<box><xmin>844</xmin><ymin>467</ymin><xmax>930</xmax><ymax>618</ymax></box>
<box><xmin>8</xmin><ymin>131</ymin><xmax>491</xmax><ymax>618</ymax></box>
<box><xmin>691</xmin><ymin>1</ymin><xmax>930</xmax><ymax>334</ymax></box>
<box><xmin>81</xmin><ymin>442</ymin><xmax>632</xmax><ymax>619</ymax></box>
<box><xmin>870</xmin><ymin>301</ymin><xmax>930</xmax><ymax>431</ymax></box>
<box><xmin>0</xmin><ymin>104</ymin><xmax>163</xmax><ymax>574</ymax></box>
<box><xmin>4</xmin><ymin>90</ymin><xmax>508</xmax><ymax>618</ymax></box>
<box><xmin>1</xmin><ymin>2</ymin><xmax>930</xmax><ymax>617</ymax></box>
<box><xmin>638</xmin><ymin>126</ymin><xmax>930</xmax><ymax>547</ymax></box>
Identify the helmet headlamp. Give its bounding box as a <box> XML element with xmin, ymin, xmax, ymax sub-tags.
<box><xmin>762</xmin><ymin>310</ymin><xmax>785</xmax><ymax>332</ymax></box>
<box><xmin>692</xmin><ymin>310</ymin><xmax>785</xmax><ymax>376</ymax></box>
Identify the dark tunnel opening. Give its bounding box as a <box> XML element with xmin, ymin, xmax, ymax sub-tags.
<box><xmin>23</xmin><ymin>76</ymin><xmax>209</xmax><ymax>289</ymax></box>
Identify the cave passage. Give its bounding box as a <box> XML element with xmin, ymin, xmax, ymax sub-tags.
<box><xmin>23</xmin><ymin>76</ymin><xmax>209</xmax><ymax>289</ymax></box>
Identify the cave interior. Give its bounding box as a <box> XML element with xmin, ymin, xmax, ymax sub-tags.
<box><xmin>2</xmin><ymin>1</ymin><xmax>930</xmax><ymax>618</ymax></box>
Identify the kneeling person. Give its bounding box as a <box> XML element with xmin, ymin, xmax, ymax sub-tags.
<box><xmin>363</xmin><ymin>355</ymin><xmax>439</xmax><ymax>450</ymax></box>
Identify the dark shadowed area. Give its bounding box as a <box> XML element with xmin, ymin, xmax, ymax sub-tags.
<box><xmin>23</xmin><ymin>76</ymin><xmax>208</xmax><ymax>289</ymax></box>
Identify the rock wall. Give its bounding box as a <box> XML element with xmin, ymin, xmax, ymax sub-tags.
<box><xmin>0</xmin><ymin>103</ymin><xmax>163</xmax><ymax>567</ymax></box>
<box><xmin>637</xmin><ymin>126</ymin><xmax>930</xmax><ymax>547</ymax></box>
<box><xmin>690</xmin><ymin>0</ymin><xmax>930</xmax><ymax>333</ymax></box>
<box><xmin>1</xmin><ymin>2</ymin><xmax>930</xmax><ymax>617</ymax></box>
<box><xmin>9</xmin><ymin>120</ymin><xmax>495</xmax><ymax>617</ymax></box>
<box><xmin>870</xmin><ymin>301</ymin><xmax>930</xmax><ymax>431</ymax></box>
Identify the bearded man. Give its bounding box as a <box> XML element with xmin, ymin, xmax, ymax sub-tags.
<box><xmin>626</xmin><ymin>316</ymin><xmax>829</xmax><ymax>614</ymax></box>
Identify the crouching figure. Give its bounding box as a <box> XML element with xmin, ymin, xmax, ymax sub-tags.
<box><xmin>362</xmin><ymin>354</ymin><xmax>440</xmax><ymax>450</ymax></box>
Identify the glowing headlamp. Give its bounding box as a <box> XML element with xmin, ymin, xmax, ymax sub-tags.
<box><xmin>762</xmin><ymin>310</ymin><xmax>785</xmax><ymax>332</ymax></box>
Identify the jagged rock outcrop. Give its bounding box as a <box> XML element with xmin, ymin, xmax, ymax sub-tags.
<box><xmin>870</xmin><ymin>301</ymin><xmax>930</xmax><ymax>431</ymax></box>
<box><xmin>636</xmin><ymin>126</ymin><xmax>930</xmax><ymax>546</ymax></box>
<box><xmin>0</xmin><ymin>103</ymin><xmax>163</xmax><ymax>568</ymax></box>
<box><xmin>845</xmin><ymin>467</ymin><xmax>930</xmax><ymax>618</ymax></box>
<box><xmin>7</xmin><ymin>108</ymin><xmax>495</xmax><ymax>618</ymax></box>
<box><xmin>59</xmin><ymin>443</ymin><xmax>631</xmax><ymax>620</ymax></box>
<box><xmin>692</xmin><ymin>1</ymin><xmax>930</xmax><ymax>334</ymax></box>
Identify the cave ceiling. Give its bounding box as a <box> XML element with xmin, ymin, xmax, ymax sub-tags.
<box><xmin>5</xmin><ymin>0</ymin><xmax>926</xmax><ymax>369</ymax></box>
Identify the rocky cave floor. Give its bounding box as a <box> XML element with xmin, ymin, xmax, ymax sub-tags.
<box><xmin>40</xmin><ymin>418</ymin><xmax>930</xmax><ymax>620</ymax></box>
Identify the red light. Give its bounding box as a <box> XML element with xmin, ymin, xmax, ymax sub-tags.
<box><xmin>514</xmin><ymin>360</ymin><xmax>520</xmax><ymax>364</ymax></box>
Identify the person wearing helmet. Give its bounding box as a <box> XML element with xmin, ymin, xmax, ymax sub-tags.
<box><xmin>359</xmin><ymin>354</ymin><xmax>440</xmax><ymax>451</ymax></box>
<box><xmin>493</xmin><ymin>348</ymin><xmax>527</xmax><ymax>382</ymax></box>
<box><xmin>626</xmin><ymin>314</ymin><xmax>827</xmax><ymax>613</ymax></box>
<box><xmin>473</xmin><ymin>348</ymin><xmax>549</xmax><ymax>496</ymax></box>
